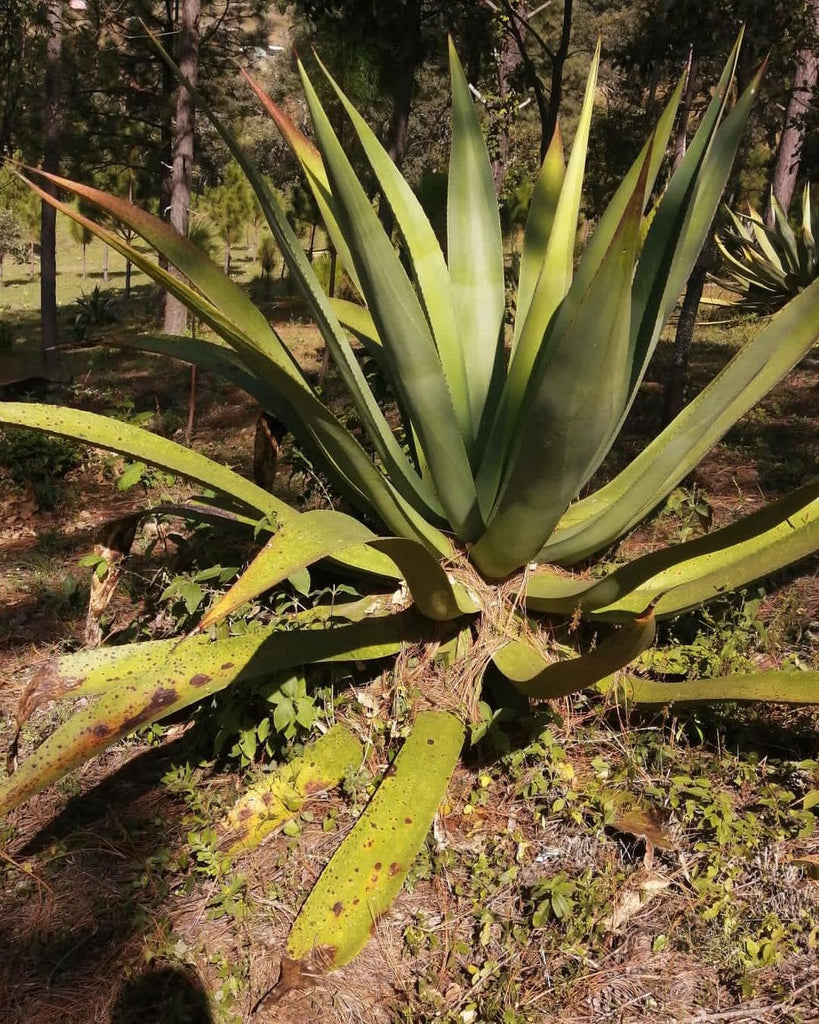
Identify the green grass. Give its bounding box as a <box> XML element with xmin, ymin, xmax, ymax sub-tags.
<box><xmin>0</xmin><ymin>219</ymin><xmax>265</xmax><ymax>320</ymax></box>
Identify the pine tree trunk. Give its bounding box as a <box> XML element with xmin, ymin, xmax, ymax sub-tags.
<box><xmin>164</xmin><ymin>0</ymin><xmax>200</xmax><ymax>334</ymax></box>
<box><xmin>491</xmin><ymin>13</ymin><xmax>522</xmax><ymax>194</ymax></box>
<box><xmin>377</xmin><ymin>0</ymin><xmax>421</xmax><ymax>237</ymax></box>
<box><xmin>765</xmin><ymin>0</ymin><xmax>819</xmax><ymax>223</ymax></box>
<box><xmin>40</xmin><ymin>0</ymin><xmax>62</xmax><ymax>363</ymax></box>
<box><xmin>662</xmin><ymin>241</ymin><xmax>713</xmax><ymax>427</ymax></box>
<box><xmin>543</xmin><ymin>0</ymin><xmax>573</xmax><ymax>157</ymax></box>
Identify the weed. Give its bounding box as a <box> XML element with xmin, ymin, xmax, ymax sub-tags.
<box><xmin>0</xmin><ymin>426</ymin><xmax>83</xmax><ymax>508</ymax></box>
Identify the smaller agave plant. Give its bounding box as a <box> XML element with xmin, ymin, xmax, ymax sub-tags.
<box><xmin>713</xmin><ymin>184</ymin><xmax>818</xmax><ymax>311</ymax></box>
<box><xmin>1</xmin><ymin>31</ymin><xmax>819</xmax><ymax>993</ymax></box>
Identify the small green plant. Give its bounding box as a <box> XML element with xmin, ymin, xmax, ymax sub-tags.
<box><xmin>72</xmin><ymin>285</ymin><xmax>117</xmax><ymax>340</ymax></box>
<box><xmin>713</xmin><ymin>185</ymin><xmax>818</xmax><ymax>312</ymax></box>
<box><xmin>0</xmin><ymin>426</ymin><xmax>83</xmax><ymax>508</ymax></box>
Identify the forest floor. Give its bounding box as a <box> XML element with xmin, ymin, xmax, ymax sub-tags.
<box><xmin>1</xmin><ymin>253</ymin><xmax>819</xmax><ymax>1024</ymax></box>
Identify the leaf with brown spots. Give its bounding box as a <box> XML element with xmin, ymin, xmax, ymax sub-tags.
<box><xmin>0</xmin><ymin>613</ymin><xmax>426</xmax><ymax>817</ymax></box>
<box><xmin>286</xmin><ymin>710</ymin><xmax>464</xmax><ymax>970</ymax></box>
<box><xmin>215</xmin><ymin>725</ymin><xmax>362</xmax><ymax>855</ymax></box>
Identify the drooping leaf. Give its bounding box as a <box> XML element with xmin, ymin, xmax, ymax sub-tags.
<box><xmin>527</xmin><ymin>477</ymin><xmax>819</xmax><ymax>619</ymax></box>
<box><xmin>285</xmin><ymin>710</ymin><xmax>464</xmax><ymax>972</ymax></box>
<box><xmin>0</xmin><ymin>613</ymin><xmax>431</xmax><ymax>817</ymax></box>
<box><xmin>493</xmin><ymin>606</ymin><xmax>656</xmax><ymax>699</ymax></box>
<box><xmin>619</xmin><ymin>671</ymin><xmax>819</xmax><ymax>705</ymax></box>
<box><xmin>0</xmin><ymin>401</ymin><xmax>282</xmax><ymax>520</ymax></box>
<box><xmin>20</xmin><ymin>171</ymin><xmax>444</xmax><ymax>543</ymax></box>
<box><xmin>196</xmin><ymin>511</ymin><xmax>478</xmax><ymax>634</ymax></box>
<box><xmin>217</xmin><ymin>725</ymin><xmax>363</xmax><ymax>856</ymax></box>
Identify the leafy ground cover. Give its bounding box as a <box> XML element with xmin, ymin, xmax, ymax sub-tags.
<box><xmin>1</xmin><ymin>241</ymin><xmax>819</xmax><ymax>1022</ymax></box>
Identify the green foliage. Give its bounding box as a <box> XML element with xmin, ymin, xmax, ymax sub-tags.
<box><xmin>3</xmin><ymin>35</ymin><xmax>819</xmax><ymax>987</ymax></box>
<box><xmin>199</xmin><ymin>160</ymin><xmax>255</xmax><ymax>271</ymax></box>
<box><xmin>0</xmin><ymin>425</ymin><xmax>83</xmax><ymax>508</ymax></box>
<box><xmin>713</xmin><ymin>186</ymin><xmax>819</xmax><ymax>312</ymax></box>
<box><xmin>257</xmin><ymin>230</ymin><xmax>276</xmax><ymax>277</ymax></box>
<box><xmin>72</xmin><ymin>285</ymin><xmax>117</xmax><ymax>340</ymax></box>
<box><xmin>0</xmin><ymin>207</ymin><xmax>25</xmax><ymax>277</ymax></box>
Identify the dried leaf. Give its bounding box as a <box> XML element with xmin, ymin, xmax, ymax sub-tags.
<box><xmin>609</xmin><ymin>805</ymin><xmax>676</xmax><ymax>852</ymax></box>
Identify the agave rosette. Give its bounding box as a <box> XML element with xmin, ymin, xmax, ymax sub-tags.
<box><xmin>713</xmin><ymin>184</ymin><xmax>818</xmax><ymax>310</ymax></box>
<box><xmin>2</xmin><ymin>34</ymin><xmax>819</xmax><ymax>977</ymax></box>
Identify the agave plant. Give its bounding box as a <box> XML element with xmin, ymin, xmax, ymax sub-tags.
<box><xmin>713</xmin><ymin>184</ymin><xmax>818</xmax><ymax>311</ymax></box>
<box><xmin>2</xmin><ymin>34</ymin><xmax>819</xmax><ymax>988</ymax></box>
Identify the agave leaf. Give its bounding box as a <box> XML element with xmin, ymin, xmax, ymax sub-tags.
<box><xmin>197</xmin><ymin>511</ymin><xmax>477</xmax><ymax>633</ymax></box>
<box><xmin>625</xmin><ymin>37</ymin><xmax>750</xmax><ymax>402</ymax></box>
<box><xmin>285</xmin><ymin>710</ymin><xmax>464</xmax><ymax>972</ymax></box>
<box><xmin>0</xmin><ymin>614</ymin><xmax>426</xmax><ymax>817</ymax></box>
<box><xmin>15</xmin><ymin>597</ymin><xmax>412</xmax><ymax>725</ymax></box>
<box><xmin>239</xmin><ymin>68</ymin><xmax>363</xmax><ymax>297</ymax></box>
<box><xmin>446</xmin><ymin>39</ymin><xmax>505</xmax><ymax>444</ymax></box>
<box><xmin>509</xmin><ymin>39</ymin><xmax>601</xmax><ymax>376</ymax></box>
<box><xmin>21</xmin><ymin>169</ymin><xmax>296</xmax><ymax>377</ymax></box>
<box><xmin>478</xmin><ymin>41</ymin><xmax>601</xmax><ymax>511</ymax></box>
<box><xmin>620</xmin><ymin>671</ymin><xmax>819</xmax><ymax>705</ymax></box>
<box><xmin>771</xmin><ymin>193</ymin><xmax>799</xmax><ymax>271</ymax></box>
<box><xmin>105</xmin><ymin>332</ymin><xmax>297</xmax><ymax>422</ymax></box>
<box><xmin>513</xmin><ymin>123</ymin><xmax>565</xmax><ymax>344</ymax></box>
<box><xmin>0</xmin><ymin>401</ymin><xmax>283</xmax><ymax>519</ymax></box>
<box><xmin>369</xmin><ymin>538</ymin><xmax>481</xmax><ymax>618</ymax></box>
<box><xmin>134</xmin><ymin>42</ymin><xmax>448</xmax><ymax>526</ymax></box>
<box><xmin>745</xmin><ymin>203</ymin><xmax>783</xmax><ymax>267</ymax></box>
<box><xmin>527</xmin><ymin>477</ymin><xmax>819</xmax><ymax>619</ymax></box>
<box><xmin>298</xmin><ymin>59</ymin><xmax>482</xmax><ymax>541</ymax></box>
<box><xmin>328</xmin><ymin>298</ymin><xmax>382</xmax><ymax>356</ymax></box>
<box><xmin>539</xmin><ymin>274</ymin><xmax>819</xmax><ymax>563</ymax></box>
<box><xmin>495</xmin><ymin>77</ymin><xmax>684</xmax><ymax>505</ymax></box>
<box><xmin>0</xmin><ymin>402</ymin><xmax>405</xmax><ymax>586</ymax></box>
<box><xmin>22</xmin><ymin>171</ymin><xmax>443</xmax><ymax>543</ymax></box>
<box><xmin>493</xmin><ymin>606</ymin><xmax>657</xmax><ymax>699</ymax></box>
<box><xmin>217</xmin><ymin>725</ymin><xmax>363</xmax><ymax>856</ymax></box>
<box><xmin>317</xmin><ymin>56</ymin><xmax>473</xmax><ymax>453</ymax></box>
<box><xmin>802</xmin><ymin>185</ymin><xmax>815</xmax><ymax>249</ymax></box>
<box><xmin>566</xmin><ymin>50</ymin><xmax>762</xmax><ymax>489</ymax></box>
<box><xmin>196</xmin><ymin>510</ymin><xmax>377</xmax><ymax>631</ymax></box>
<box><xmin>579</xmin><ymin>478</ymin><xmax>819</xmax><ymax>619</ymax></box>
<box><xmin>472</xmin><ymin>150</ymin><xmax>647</xmax><ymax>578</ymax></box>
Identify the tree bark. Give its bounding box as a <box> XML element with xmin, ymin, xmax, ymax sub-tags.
<box><xmin>662</xmin><ymin>240</ymin><xmax>713</xmax><ymax>427</ymax></box>
<box><xmin>495</xmin><ymin>0</ymin><xmax>573</xmax><ymax>162</ymax></box>
<box><xmin>543</xmin><ymin>0</ymin><xmax>573</xmax><ymax>157</ymax></box>
<box><xmin>377</xmin><ymin>0</ymin><xmax>421</xmax><ymax>238</ymax></box>
<box><xmin>765</xmin><ymin>0</ymin><xmax>819</xmax><ymax>223</ymax></box>
<box><xmin>164</xmin><ymin>0</ymin><xmax>200</xmax><ymax>334</ymax></box>
<box><xmin>40</xmin><ymin>0</ymin><xmax>62</xmax><ymax>362</ymax></box>
<box><xmin>671</xmin><ymin>49</ymin><xmax>697</xmax><ymax>174</ymax></box>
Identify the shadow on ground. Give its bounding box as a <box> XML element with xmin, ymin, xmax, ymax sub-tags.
<box><xmin>0</xmin><ymin>737</ymin><xmax>203</xmax><ymax>1024</ymax></box>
